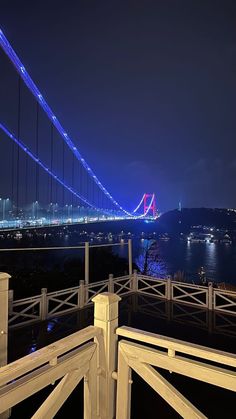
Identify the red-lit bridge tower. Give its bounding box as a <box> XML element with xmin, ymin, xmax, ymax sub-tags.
<box><xmin>143</xmin><ymin>193</ymin><xmax>157</xmax><ymax>217</ymax></box>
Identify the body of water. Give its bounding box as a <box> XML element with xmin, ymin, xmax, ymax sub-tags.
<box><xmin>0</xmin><ymin>222</ymin><xmax>236</xmax><ymax>288</ymax></box>
<box><xmin>129</xmin><ymin>238</ymin><xmax>236</xmax><ymax>285</ymax></box>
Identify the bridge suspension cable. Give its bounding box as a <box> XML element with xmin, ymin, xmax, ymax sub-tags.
<box><xmin>1</xmin><ymin>119</ymin><xmax>156</xmax><ymax>218</ymax></box>
<box><xmin>0</xmin><ymin>122</ymin><xmax>98</xmax><ymax>209</ymax></box>
<box><xmin>140</xmin><ymin>193</ymin><xmax>155</xmax><ymax>218</ymax></box>
<box><xmin>0</xmin><ymin>29</ymin><xmax>133</xmax><ymax>216</ymax></box>
<box><xmin>132</xmin><ymin>193</ymin><xmax>145</xmax><ymax>214</ymax></box>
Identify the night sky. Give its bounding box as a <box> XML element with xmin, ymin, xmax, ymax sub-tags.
<box><xmin>1</xmin><ymin>1</ymin><xmax>236</xmax><ymax>212</ymax></box>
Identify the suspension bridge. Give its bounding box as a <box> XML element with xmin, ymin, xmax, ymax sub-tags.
<box><xmin>0</xmin><ymin>30</ymin><xmax>158</xmax><ymax>230</ymax></box>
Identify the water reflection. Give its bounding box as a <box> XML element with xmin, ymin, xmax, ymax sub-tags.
<box><xmin>204</xmin><ymin>242</ymin><xmax>217</xmax><ymax>280</ymax></box>
<box><xmin>185</xmin><ymin>241</ymin><xmax>217</xmax><ymax>282</ymax></box>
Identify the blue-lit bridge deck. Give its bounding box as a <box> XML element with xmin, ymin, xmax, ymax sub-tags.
<box><xmin>0</xmin><ymin>215</ymin><xmax>157</xmax><ymax>233</ymax></box>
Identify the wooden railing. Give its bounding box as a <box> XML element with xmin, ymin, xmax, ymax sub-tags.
<box><xmin>0</xmin><ymin>326</ymin><xmax>100</xmax><ymax>418</ymax></box>
<box><xmin>116</xmin><ymin>325</ymin><xmax>236</xmax><ymax>418</ymax></box>
<box><xmin>1</xmin><ymin>288</ymin><xmax>236</xmax><ymax>418</ymax></box>
<box><xmin>7</xmin><ymin>272</ymin><xmax>236</xmax><ymax>329</ymax></box>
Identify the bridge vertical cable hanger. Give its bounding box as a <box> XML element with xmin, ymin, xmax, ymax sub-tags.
<box><xmin>0</xmin><ymin>123</ymin><xmax>99</xmax><ymax>209</ymax></box>
<box><xmin>16</xmin><ymin>75</ymin><xmax>21</xmax><ymax>216</ymax></box>
<box><xmin>62</xmin><ymin>141</ymin><xmax>65</xmax><ymax>211</ymax></box>
<box><xmin>50</xmin><ymin>123</ymin><xmax>53</xmax><ymax>205</ymax></box>
<box><xmin>0</xmin><ymin>29</ymin><xmax>133</xmax><ymax>216</ymax></box>
<box><xmin>0</xmin><ymin>29</ymin><xmax>156</xmax><ymax>219</ymax></box>
<box><xmin>35</xmin><ymin>101</ymin><xmax>39</xmax><ymax>215</ymax></box>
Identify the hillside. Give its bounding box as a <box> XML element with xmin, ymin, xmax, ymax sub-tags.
<box><xmin>159</xmin><ymin>208</ymin><xmax>236</xmax><ymax>233</ymax></box>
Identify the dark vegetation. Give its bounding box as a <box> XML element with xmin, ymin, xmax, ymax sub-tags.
<box><xmin>2</xmin><ymin>247</ymin><xmax>129</xmax><ymax>299</ymax></box>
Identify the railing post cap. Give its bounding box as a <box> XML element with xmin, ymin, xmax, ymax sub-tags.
<box><xmin>0</xmin><ymin>272</ymin><xmax>11</xmax><ymax>291</ymax></box>
<box><xmin>93</xmin><ymin>293</ymin><xmax>121</xmax><ymax>322</ymax></box>
<box><xmin>92</xmin><ymin>292</ymin><xmax>121</xmax><ymax>305</ymax></box>
<box><xmin>0</xmin><ymin>272</ymin><xmax>11</xmax><ymax>281</ymax></box>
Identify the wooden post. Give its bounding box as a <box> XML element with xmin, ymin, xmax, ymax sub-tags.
<box><xmin>92</xmin><ymin>292</ymin><xmax>121</xmax><ymax>419</ymax></box>
<box><xmin>0</xmin><ymin>272</ymin><xmax>11</xmax><ymax>419</ymax></box>
<box><xmin>79</xmin><ymin>280</ymin><xmax>85</xmax><ymax>308</ymax></box>
<box><xmin>108</xmin><ymin>274</ymin><xmax>114</xmax><ymax>293</ymax></box>
<box><xmin>132</xmin><ymin>270</ymin><xmax>138</xmax><ymax>313</ymax></box>
<box><xmin>0</xmin><ymin>273</ymin><xmax>10</xmax><ymax>367</ymax></box>
<box><xmin>40</xmin><ymin>288</ymin><xmax>48</xmax><ymax>321</ymax></box>
<box><xmin>208</xmin><ymin>282</ymin><xmax>213</xmax><ymax>310</ymax></box>
<box><xmin>128</xmin><ymin>239</ymin><xmax>132</xmax><ymax>277</ymax></box>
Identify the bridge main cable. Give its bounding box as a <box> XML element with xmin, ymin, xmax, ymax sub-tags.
<box><xmin>0</xmin><ymin>122</ymin><xmax>97</xmax><ymax>209</ymax></box>
<box><xmin>0</xmin><ymin>29</ymin><xmax>133</xmax><ymax>216</ymax></box>
<box><xmin>132</xmin><ymin>193</ymin><xmax>145</xmax><ymax>214</ymax></box>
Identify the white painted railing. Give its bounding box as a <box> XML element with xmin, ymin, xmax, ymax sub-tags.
<box><xmin>47</xmin><ymin>286</ymin><xmax>80</xmax><ymax>318</ymax></box>
<box><xmin>213</xmin><ymin>288</ymin><xmax>236</xmax><ymax>315</ymax></box>
<box><xmin>85</xmin><ymin>279</ymin><xmax>110</xmax><ymax>306</ymax></box>
<box><xmin>0</xmin><ymin>325</ymin><xmax>100</xmax><ymax>418</ymax></box>
<box><xmin>171</xmin><ymin>281</ymin><xmax>208</xmax><ymax>308</ymax></box>
<box><xmin>1</xmin><ymin>292</ymin><xmax>121</xmax><ymax>419</ymax></box>
<box><xmin>8</xmin><ymin>294</ymin><xmax>42</xmax><ymax>327</ymax></box>
<box><xmin>2</xmin><ymin>290</ymin><xmax>235</xmax><ymax>418</ymax></box>
<box><xmin>116</xmin><ymin>325</ymin><xmax>236</xmax><ymax>418</ymax></box>
<box><xmin>8</xmin><ymin>273</ymin><xmax>236</xmax><ymax>328</ymax></box>
<box><xmin>113</xmin><ymin>275</ymin><xmax>133</xmax><ymax>296</ymax></box>
<box><xmin>137</xmin><ymin>274</ymin><xmax>166</xmax><ymax>299</ymax></box>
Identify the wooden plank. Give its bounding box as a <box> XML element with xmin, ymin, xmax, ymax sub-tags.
<box><xmin>116</xmin><ymin>326</ymin><xmax>236</xmax><ymax>368</ymax></box>
<box><xmin>0</xmin><ymin>326</ymin><xmax>100</xmax><ymax>387</ymax></box>
<box><xmin>120</xmin><ymin>341</ymin><xmax>236</xmax><ymax>392</ymax></box>
<box><xmin>0</xmin><ymin>343</ymin><xmax>95</xmax><ymax>414</ymax></box>
<box><xmin>84</xmin><ymin>349</ymin><xmax>98</xmax><ymax>419</ymax></box>
<box><xmin>129</xmin><ymin>360</ymin><xmax>207</xmax><ymax>419</ymax></box>
<box><xmin>31</xmin><ymin>366</ymin><xmax>87</xmax><ymax>419</ymax></box>
<box><xmin>116</xmin><ymin>346</ymin><xmax>132</xmax><ymax>419</ymax></box>
<box><xmin>94</xmin><ymin>331</ymin><xmax>106</xmax><ymax>417</ymax></box>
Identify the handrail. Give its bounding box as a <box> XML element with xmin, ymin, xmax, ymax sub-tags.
<box><xmin>171</xmin><ymin>281</ymin><xmax>208</xmax><ymax>289</ymax></box>
<box><xmin>116</xmin><ymin>325</ymin><xmax>236</xmax><ymax>368</ymax></box>
<box><xmin>47</xmin><ymin>285</ymin><xmax>79</xmax><ymax>297</ymax></box>
<box><xmin>0</xmin><ymin>242</ymin><xmax>128</xmax><ymax>252</ymax></box>
<box><xmin>0</xmin><ymin>325</ymin><xmax>100</xmax><ymax>387</ymax></box>
<box><xmin>214</xmin><ymin>288</ymin><xmax>236</xmax><ymax>297</ymax></box>
<box><xmin>12</xmin><ymin>294</ymin><xmax>42</xmax><ymax>304</ymax></box>
<box><xmin>112</xmin><ymin>275</ymin><xmax>131</xmax><ymax>282</ymax></box>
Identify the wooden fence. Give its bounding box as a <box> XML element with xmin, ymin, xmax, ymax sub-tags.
<box><xmin>7</xmin><ymin>272</ymin><xmax>236</xmax><ymax>328</ymax></box>
<box><xmin>0</xmin><ymin>289</ymin><xmax>236</xmax><ymax>418</ymax></box>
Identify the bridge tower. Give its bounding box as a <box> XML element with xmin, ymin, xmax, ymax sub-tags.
<box><xmin>143</xmin><ymin>193</ymin><xmax>157</xmax><ymax>217</ymax></box>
